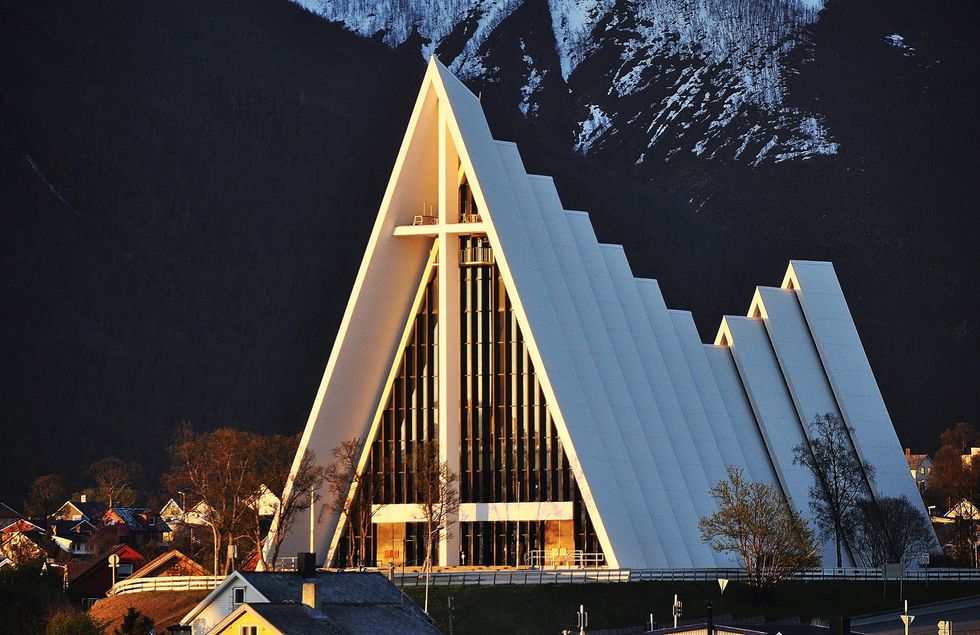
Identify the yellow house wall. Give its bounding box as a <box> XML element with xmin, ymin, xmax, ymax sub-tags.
<box><xmin>212</xmin><ymin>609</ymin><xmax>282</xmax><ymax>635</ymax></box>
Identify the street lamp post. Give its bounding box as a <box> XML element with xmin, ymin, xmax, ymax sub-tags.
<box><xmin>197</xmin><ymin>516</ymin><xmax>220</xmax><ymax>583</ymax></box>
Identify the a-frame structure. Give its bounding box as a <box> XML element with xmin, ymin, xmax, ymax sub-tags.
<box><xmin>272</xmin><ymin>58</ymin><xmax>933</xmax><ymax>570</ymax></box>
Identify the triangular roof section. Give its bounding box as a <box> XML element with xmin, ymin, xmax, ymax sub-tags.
<box><xmin>1</xmin><ymin>518</ymin><xmax>44</xmax><ymax>534</ymax></box>
<box><xmin>68</xmin><ymin>543</ymin><xmax>144</xmax><ymax>584</ymax></box>
<box><xmin>180</xmin><ymin>570</ymin><xmax>266</xmax><ymax>625</ymax></box>
<box><xmin>944</xmin><ymin>498</ymin><xmax>980</xmax><ymax>520</ymax></box>
<box><xmin>279</xmin><ymin>56</ymin><xmax>679</xmax><ymax>567</ymax></box>
<box><xmin>129</xmin><ymin>548</ymin><xmax>207</xmax><ymax>579</ymax></box>
<box><xmin>276</xmin><ymin>58</ymin><xmax>930</xmax><ymax>569</ymax></box>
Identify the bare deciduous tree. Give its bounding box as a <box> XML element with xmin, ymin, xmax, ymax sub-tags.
<box><xmin>413</xmin><ymin>440</ymin><xmax>460</xmax><ymax>572</ymax></box>
<box><xmin>793</xmin><ymin>412</ymin><xmax>875</xmax><ymax>568</ymax></box>
<box><xmin>699</xmin><ymin>466</ymin><xmax>818</xmax><ymax>599</ymax></box>
<box><xmin>88</xmin><ymin>457</ymin><xmax>140</xmax><ymax>508</ymax></box>
<box><xmin>259</xmin><ymin>435</ymin><xmax>326</xmax><ymax>571</ymax></box>
<box><xmin>323</xmin><ymin>438</ymin><xmax>384</xmax><ymax>568</ymax></box>
<box><xmin>852</xmin><ymin>495</ymin><xmax>936</xmax><ymax>567</ymax></box>
<box><xmin>164</xmin><ymin>423</ymin><xmax>263</xmax><ymax>574</ymax></box>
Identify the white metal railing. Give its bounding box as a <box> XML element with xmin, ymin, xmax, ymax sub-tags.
<box><xmin>394</xmin><ymin>568</ymin><xmax>629</xmax><ymax>587</ymax></box>
<box><xmin>107</xmin><ymin>575</ymin><xmax>226</xmax><ymax>596</ymax></box>
<box><xmin>394</xmin><ymin>566</ymin><xmax>980</xmax><ymax>587</ymax></box>
<box><xmin>459</xmin><ymin>246</ymin><xmax>494</xmax><ymax>266</ymax></box>
<box><xmin>526</xmin><ymin>549</ymin><xmax>605</xmax><ymax>568</ymax></box>
<box><xmin>103</xmin><ymin>566</ymin><xmax>980</xmax><ymax>595</ymax></box>
<box><xmin>275</xmin><ymin>556</ymin><xmax>298</xmax><ymax>571</ymax></box>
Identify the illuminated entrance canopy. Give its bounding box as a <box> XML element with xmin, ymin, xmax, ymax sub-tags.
<box><xmin>273</xmin><ymin>58</ymin><xmax>930</xmax><ymax>569</ymax></box>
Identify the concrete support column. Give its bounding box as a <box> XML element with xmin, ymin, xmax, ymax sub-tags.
<box><xmin>437</xmin><ymin>109</ymin><xmax>461</xmax><ymax>567</ymax></box>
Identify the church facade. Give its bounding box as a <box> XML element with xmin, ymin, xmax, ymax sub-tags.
<box><xmin>273</xmin><ymin>58</ymin><xmax>929</xmax><ymax>570</ymax></box>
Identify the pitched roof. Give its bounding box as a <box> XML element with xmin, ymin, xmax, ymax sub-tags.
<box><xmin>181</xmin><ymin>571</ymin><xmax>434</xmax><ymax>629</ymax></box>
<box><xmin>129</xmin><ymin>549</ymin><xmax>206</xmax><ymax>579</ymax></box>
<box><xmin>101</xmin><ymin>507</ymin><xmax>171</xmax><ymax>533</ymax></box>
<box><xmin>55</xmin><ymin>500</ymin><xmax>106</xmax><ymax>520</ymax></box>
<box><xmin>237</xmin><ymin>603</ymin><xmax>340</xmax><ymax>634</ymax></box>
<box><xmin>907</xmin><ymin>453</ymin><xmax>930</xmax><ymax>471</ymax></box>
<box><xmin>238</xmin><ymin>571</ymin><xmax>406</xmax><ymax>605</ymax></box>
<box><xmin>67</xmin><ymin>544</ymin><xmax>145</xmax><ymax>583</ymax></box>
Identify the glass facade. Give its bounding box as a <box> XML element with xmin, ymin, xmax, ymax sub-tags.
<box><xmin>331</xmin><ymin>230</ymin><xmax>602</xmax><ymax>568</ymax></box>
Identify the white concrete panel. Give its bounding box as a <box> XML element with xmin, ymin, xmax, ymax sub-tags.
<box><xmin>562</xmin><ymin>218</ymin><xmax>715</xmax><ymax>567</ymax></box>
<box><xmin>787</xmin><ymin>261</ymin><xmax>933</xmax><ymax>535</ymax></box>
<box><xmin>527</xmin><ymin>178</ymin><xmax>693</xmax><ymax>568</ymax></box>
<box><xmin>703</xmin><ymin>345</ymin><xmax>782</xmax><ymax>489</ymax></box>
<box><xmin>598</xmin><ymin>263</ymin><xmax>727</xmax><ymax>566</ymax></box>
<box><xmin>487</xmin><ymin>142</ymin><xmax>650</xmax><ymax>567</ymax></box>
<box><xmin>723</xmin><ymin>316</ymin><xmax>837</xmax><ymax>565</ymax></box>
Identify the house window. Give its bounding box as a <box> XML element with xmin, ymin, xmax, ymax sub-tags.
<box><xmin>117</xmin><ymin>564</ymin><xmax>134</xmax><ymax>578</ymax></box>
<box><xmin>239</xmin><ymin>627</ymin><xmax>257</xmax><ymax>635</ymax></box>
<box><xmin>232</xmin><ymin>586</ymin><xmax>246</xmax><ymax>606</ymax></box>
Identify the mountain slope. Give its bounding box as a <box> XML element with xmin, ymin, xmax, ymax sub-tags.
<box><xmin>296</xmin><ymin>0</ymin><xmax>837</xmax><ymax>164</ymax></box>
<box><xmin>0</xmin><ymin>0</ymin><xmax>976</xmax><ymax>504</ymax></box>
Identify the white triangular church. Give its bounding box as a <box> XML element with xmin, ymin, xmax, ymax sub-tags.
<box><xmin>273</xmin><ymin>58</ymin><xmax>929</xmax><ymax>570</ymax></box>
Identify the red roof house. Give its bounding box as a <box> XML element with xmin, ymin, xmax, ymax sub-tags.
<box><xmin>66</xmin><ymin>544</ymin><xmax>145</xmax><ymax>603</ymax></box>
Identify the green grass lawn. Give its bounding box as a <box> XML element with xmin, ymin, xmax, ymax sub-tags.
<box><xmin>404</xmin><ymin>580</ymin><xmax>980</xmax><ymax>634</ymax></box>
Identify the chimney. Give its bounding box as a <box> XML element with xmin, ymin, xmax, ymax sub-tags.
<box><xmin>297</xmin><ymin>552</ymin><xmax>316</xmax><ymax>578</ymax></box>
<box><xmin>302</xmin><ymin>581</ymin><xmax>317</xmax><ymax>609</ymax></box>
<box><xmin>80</xmin><ymin>494</ymin><xmax>87</xmax><ymax>503</ymax></box>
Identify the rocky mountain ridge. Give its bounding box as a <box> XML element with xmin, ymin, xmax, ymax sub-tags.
<box><xmin>296</xmin><ymin>0</ymin><xmax>837</xmax><ymax>164</ymax></box>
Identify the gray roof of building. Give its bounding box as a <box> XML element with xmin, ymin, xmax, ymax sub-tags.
<box><xmin>246</xmin><ymin>603</ymin><xmax>342</xmax><ymax>634</ymax></box>
<box><xmin>236</xmin><ymin>572</ymin><xmax>437</xmax><ymax>633</ymax></box>
<box><xmin>104</xmin><ymin>507</ymin><xmax>171</xmax><ymax>533</ymax></box>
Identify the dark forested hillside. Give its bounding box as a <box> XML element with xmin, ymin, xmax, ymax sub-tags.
<box><xmin>1</xmin><ymin>0</ymin><xmax>976</xmax><ymax>503</ymax></box>
<box><xmin>0</xmin><ymin>0</ymin><xmax>423</xmax><ymax>501</ymax></box>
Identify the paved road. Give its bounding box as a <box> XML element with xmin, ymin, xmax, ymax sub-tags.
<box><xmin>853</xmin><ymin>596</ymin><xmax>980</xmax><ymax>634</ymax></box>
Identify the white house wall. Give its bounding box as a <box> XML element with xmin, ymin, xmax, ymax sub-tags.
<box><xmin>276</xmin><ymin>58</ymin><xmax>934</xmax><ymax>570</ymax></box>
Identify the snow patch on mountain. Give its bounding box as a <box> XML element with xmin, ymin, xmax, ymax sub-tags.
<box><xmin>518</xmin><ymin>39</ymin><xmax>545</xmax><ymax>117</ymax></box>
<box><xmin>294</xmin><ymin>0</ymin><xmax>521</xmax><ymax>75</ymax></box>
<box><xmin>293</xmin><ymin>0</ymin><xmax>838</xmax><ymax>165</ymax></box>
<box><xmin>575</xmin><ymin>104</ymin><xmax>613</xmax><ymax>153</ymax></box>
<box><xmin>885</xmin><ymin>33</ymin><xmax>916</xmax><ymax>57</ymax></box>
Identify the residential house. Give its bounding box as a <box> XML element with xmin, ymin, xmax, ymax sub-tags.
<box><xmin>905</xmin><ymin>449</ymin><xmax>933</xmax><ymax>489</ymax></box>
<box><xmin>1</xmin><ymin>518</ymin><xmax>45</xmax><ymax>535</ymax></box>
<box><xmin>49</xmin><ymin>519</ymin><xmax>97</xmax><ymax>558</ymax></box>
<box><xmin>128</xmin><ymin>549</ymin><xmax>207</xmax><ymax>579</ymax></box>
<box><xmin>96</xmin><ymin>507</ymin><xmax>171</xmax><ymax>547</ymax></box>
<box><xmin>160</xmin><ymin>498</ymin><xmax>186</xmax><ymax>525</ymax></box>
<box><xmin>943</xmin><ymin>499</ymin><xmax>980</xmax><ymax>521</ymax></box>
<box><xmin>0</xmin><ymin>527</ymin><xmax>50</xmax><ymax>566</ymax></box>
<box><xmin>253</xmin><ymin>485</ymin><xmax>281</xmax><ymax>518</ymax></box>
<box><xmin>52</xmin><ymin>496</ymin><xmax>106</xmax><ymax>522</ymax></box>
<box><xmin>179</xmin><ymin>570</ymin><xmax>437</xmax><ymax>635</ymax></box>
<box><xmin>66</xmin><ymin>543</ymin><xmax>145</xmax><ymax>603</ymax></box>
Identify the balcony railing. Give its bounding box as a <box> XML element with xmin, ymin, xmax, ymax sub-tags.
<box><xmin>459</xmin><ymin>246</ymin><xmax>494</xmax><ymax>266</ymax></box>
<box><xmin>412</xmin><ymin>214</ymin><xmax>438</xmax><ymax>226</ymax></box>
<box><xmin>459</xmin><ymin>212</ymin><xmax>482</xmax><ymax>223</ymax></box>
